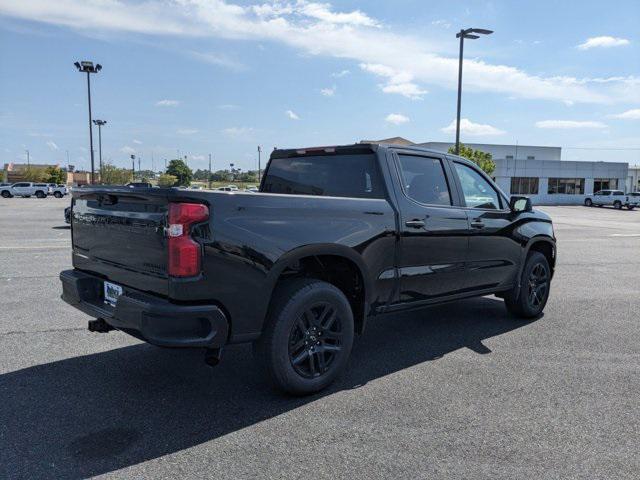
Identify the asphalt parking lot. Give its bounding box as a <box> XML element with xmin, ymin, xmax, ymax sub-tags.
<box><xmin>1</xmin><ymin>198</ymin><xmax>639</xmax><ymax>479</ymax></box>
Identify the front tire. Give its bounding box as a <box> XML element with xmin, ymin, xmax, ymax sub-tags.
<box><xmin>584</xmin><ymin>198</ymin><xmax>592</xmax><ymax>207</ymax></box>
<box><xmin>54</xmin><ymin>191</ymin><xmax>63</xmax><ymax>198</ymax></box>
<box><xmin>256</xmin><ymin>278</ymin><xmax>354</xmax><ymax>395</ymax></box>
<box><xmin>614</xmin><ymin>201</ymin><xmax>622</xmax><ymax>210</ymax></box>
<box><xmin>627</xmin><ymin>205</ymin><xmax>635</xmax><ymax>210</ymax></box>
<box><xmin>1</xmin><ymin>191</ymin><xmax>12</xmax><ymax>198</ymax></box>
<box><xmin>504</xmin><ymin>251</ymin><xmax>551</xmax><ymax>319</ymax></box>
<box><xmin>35</xmin><ymin>191</ymin><xmax>46</xmax><ymax>199</ymax></box>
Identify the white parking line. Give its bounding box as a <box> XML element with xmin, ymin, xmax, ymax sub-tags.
<box><xmin>610</xmin><ymin>234</ymin><xmax>640</xmax><ymax>237</ymax></box>
<box><xmin>0</xmin><ymin>245</ymin><xmax>68</xmax><ymax>250</ymax></box>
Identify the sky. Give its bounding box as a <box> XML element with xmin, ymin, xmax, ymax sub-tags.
<box><xmin>0</xmin><ymin>0</ymin><xmax>639</xmax><ymax>173</ymax></box>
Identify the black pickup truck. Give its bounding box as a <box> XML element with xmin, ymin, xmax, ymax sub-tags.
<box><xmin>60</xmin><ymin>143</ymin><xmax>556</xmax><ymax>394</ymax></box>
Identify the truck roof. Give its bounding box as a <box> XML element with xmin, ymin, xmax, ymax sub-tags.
<box><xmin>271</xmin><ymin>142</ymin><xmax>463</xmax><ymax>160</ymax></box>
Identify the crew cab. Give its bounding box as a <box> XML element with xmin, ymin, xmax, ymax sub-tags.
<box><xmin>2</xmin><ymin>182</ymin><xmax>51</xmax><ymax>198</ymax></box>
<box><xmin>60</xmin><ymin>144</ymin><xmax>556</xmax><ymax>394</ymax></box>
<box><xmin>584</xmin><ymin>190</ymin><xmax>638</xmax><ymax>210</ymax></box>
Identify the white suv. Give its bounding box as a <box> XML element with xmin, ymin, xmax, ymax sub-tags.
<box><xmin>585</xmin><ymin>190</ymin><xmax>638</xmax><ymax>210</ymax></box>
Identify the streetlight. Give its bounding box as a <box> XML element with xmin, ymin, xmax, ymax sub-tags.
<box><xmin>74</xmin><ymin>60</ymin><xmax>102</xmax><ymax>184</ymax></box>
<box><xmin>454</xmin><ymin>28</ymin><xmax>493</xmax><ymax>155</ymax></box>
<box><xmin>93</xmin><ymin>119</ymin><xmax>107</xmax><ymax>182</ymax></box>
<box><xmin>130</xmin><ymin>154</ymin><xmax>136</xmax><ymax>179</ymax></box>
<box><xmin>257</xmin><ymin>145</ymin><xmax>262</xmax><ymax>183</ymax></box>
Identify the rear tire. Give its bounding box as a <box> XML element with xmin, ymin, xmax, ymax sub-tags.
<box><xmin>627</xmin><ymin>205</ymin><xmax>634</xmax><ymax>210</ymax></box>
<box><xmin>35</xmin><ymin>191</ymin><xmax>46</xmax><ymax>199</ymax></box>
<box><xmin>54</xmin><ymin>191</ymin><xmax>63</xmax><ymax>198</ymax></box>
<box><xmin>584</xmin><ymin>198</ymin><xmax>592</xmax><ymax>207</ymax></box>
<box><xmin>504</xmin><ymin>251</ymin><xmax>551</xmax><ymax>319</ymax></box>
<box><xmin>256</xmin><ymin>278</ymin><xmax>354</xmax><ymax>395</ymax></box>
<box><xmin>1</xmin><ymin>191</ymin><xmax>11</xmax><ymax>198</ymax></box>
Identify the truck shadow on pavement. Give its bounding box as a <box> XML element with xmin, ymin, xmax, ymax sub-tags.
<box><xmin>1</xmin><ymin>297</ymin><xmax>539</xmax><ymax>479</ymax></box>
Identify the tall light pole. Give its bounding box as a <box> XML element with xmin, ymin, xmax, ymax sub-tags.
<box><xmin>208</xmin><ymin>153</ymin><xmax>212</xmax><ymax>189</ymax></box>
<box><xmin>93</xmin><ymin>119</ymin><xmax>107</xmax><ymax>182</ymax></box>
<box><xmin>454</xmin><ymin>28</ymin><xmax>493</xmax><ymax>155</ymax></box>
<box><xmin>75</xmin><ymin>61</ymin><xmax>102</xmax><ymax>183</ymax></box>
<box><xmin>130</xmin><ymin>154</ymin><xmax>136</xmax><ymax>180</ymax></box>
<box><xmin>257</xmin><ymin>145</ymin><xmax>262</xmax><ymax>183</ymax></box>
<box><xmin>25</xmin><ymin>149</ymin><xmax>30</xmax><ymax>166</ymax></box>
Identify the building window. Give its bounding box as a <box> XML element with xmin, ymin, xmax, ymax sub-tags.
<box><xmin>594</xmin><ymin>178</ymin><xmax>618</xmax><ymax>192</ymax></box>
<box><xmin>548</xmin><ymin>178</ymin><xmax>585</xmax><ymax>194</ymax></box>
<box><xmin>506</xmin><ymin>155</ymin><xmax>514</xmax><ymax>160</ymax></box>
<box><xmin>527</xmin><ymin>156</ymin><xmax>535</xmax><ymax>160</ymax></box>
<box><xmin>510</xmin><ymin>177</ymin><xmax>539</xmax><ymax>195</ymax></box>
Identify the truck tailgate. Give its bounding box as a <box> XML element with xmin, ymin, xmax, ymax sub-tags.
<box><xmin>71</xmin><ymin>189</ymin><xmax>170</xmax><ymax>296</ymax></box>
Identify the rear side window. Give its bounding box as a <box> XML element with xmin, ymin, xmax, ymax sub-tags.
<box><xmin>262</xmin><ymin>154</ymin><xmax>384</xmax><ymax>198</ymax></box>
<box><xmin>397</xmin><ymin>155</ymin><xmax>451</xmax><ymax>205</ymax></box>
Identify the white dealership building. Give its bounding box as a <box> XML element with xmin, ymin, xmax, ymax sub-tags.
<box><xmin>369</xmin><ymin>138</ymin><xmax>637</xmax><ymax>205</ymax></box>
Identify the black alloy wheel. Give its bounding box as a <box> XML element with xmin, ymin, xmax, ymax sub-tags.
<box><xmin>526</xmin><ymin>263</ymin><xmax>549</xmax><ymax>310</ymax></box>
<box><xmin>288</xmin><ymin>302</ymin><xmax>343</xmax><ymax>379</ymax></box>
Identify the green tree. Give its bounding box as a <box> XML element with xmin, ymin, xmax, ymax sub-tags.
<box><xmin>23</xmin><ymin>166</ymin><xmax>48</xmax><ymax>182</ymax></box>
<box><xmin>158</xmin><ymin>174</ymin><xmax>177</xmax><ymax>187</ymax></box>
<box><xmin>165</xmin><ymin>159</ymin><xmax>193</xmax><ymax>186</ymax></box>
<box><xmin>101</xmin><ymin>163</ymin><xmax>133</xmax><ymax>185</ymax></box>
<box><xmin>45</xmin><ymin>166</ymin><xmax>65</xmax><ymax>184</ymax></box>
<box><xmin>448</xmin><ymin>144</ymin><xmax>496</xmax><ymax>176</ymax></box>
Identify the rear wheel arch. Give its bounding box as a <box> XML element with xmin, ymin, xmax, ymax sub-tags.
<box><xmin>266</xmin><ymin>245</ymin><xmax>371</xmax><ymax>335</ymax></box>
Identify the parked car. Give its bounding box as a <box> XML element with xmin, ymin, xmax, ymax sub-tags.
<box><xmin>60</xmin><ymin>143</ymin><xmax>556</xmax><ymax>395</ymax></box>
<box><xmin>47</xmin><ymin>184</ymin><xmax>68</xmax><ymax>198</ymax></box>
<box><xmin>584</xmin><ymin>190</ymin><xmax>638</xmax><ymax>210</ymax></box>
<box><xmin>3</xmin><ymin>182</ymin><xmax>51</xmax><ymax>198</ymax></box>
<box><xmin>125</xmin><ymin>182</ymin><xmax>153</xmax><ymax>188</ymax></box>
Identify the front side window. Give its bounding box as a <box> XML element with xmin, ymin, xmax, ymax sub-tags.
<box><xmin>262</xmin><ymin>153</ymin><xmax>384</xmax><ymax>199</ymax></box>
<box><xmin>547</xmin><ymin>178</ymin><xmax>585</xmax><ymax>194</ymax></box>
<box><xmin>454</xmin><ymin>162</ymin><xmax>501</xmax><ymax>209</ymax></box>
<box><xmin>397</xmin><ymin>155</ymin><xmax>451</xmax><ymax>206</ymax></box>
<box><xmin>510</xmin><ymin>177</ymin><xmax>539</xmax><ymax>195</ymax></box>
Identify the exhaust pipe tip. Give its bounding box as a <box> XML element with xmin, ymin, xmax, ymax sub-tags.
<box><xmin>204</xmin><ymin>348</ymin><xmax>222</xmax><ymax>367</ymax></box>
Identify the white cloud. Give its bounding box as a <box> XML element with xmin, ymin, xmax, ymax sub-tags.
<box><xmin>1</xmin><ymin>1</ymin><xmax>637</xmax><ymax>104</ymax></box>
<box><xmin>155</xmin><ymin>99</ymin><xmax>180</xmax><ymax>107</ymax></box>
<box><xmin>332</xmin><ymin>69</ymin><xmax>350</xmax><ymax>78</ymax></box>
<box><xmin>441</xmin><ymin>119</ymin><xmax>505</xmax><ymax>136</ymax></box>
<box><xmin>385</xmin><ymin>113</ymin><xmax>409</xmax><ymax>125</ymax></box>
<box><xmin>360</xmin><ymin>63</ymin><xmax>427</xmax><ymax>100</ymax></box>
<box><xmin>577</xmin><ymin>36</ymin><xmax>630</xmax><ymax>50</ymax></box>
<box><xmin>608</xmin><ymin>109</ymin><xmax>640</xmax><ymax>120</ymax></box>
<box><xmin>132</xmin><ymin>139</ymin><xmax>143</xmax><ymax>144</ymax></box>
<box><xmin>187</xmin><ymin>50</ymin><xmax>245</xmax><ymax>70</ymax></box>
<box><xmin>320</xmin><ymin>86</ymin><xmax>335</xmax><ymax>97</ymax></box>
<box><xmin>218</xmin><ymin>104</ymin><xmax>240</xmax><ymax>110</ymax></box>
<box><xmin>535</xmin><ymin>120</ymin><xmax>608</xmax><ymax>129</ymax></box>
<box><xmin>221</xmin><ymin>126</ymin><xmax>255</xmax><ymax>139</ymax></box>
<box><xmin>431</xmin><ymin>19</ymin><xmax>451</xmax><ymax>29</ymax></box>
<box><xmin>177</xmin><ymin>128</ymin><xmax>199</xmax><ymax>135</ymax></box>
<box><xmin>45</xmin><ymin>140</ymin><xmax>58</xmax><ymax>150</ymax></box>
<box><xmin>191</xmin><ymin>154</ymin><xmax>205</xmax><ymax>160</ymax></box>
<box><xmin>120</xmin><ymin>146</ymin><xmax>136</xmax><ymax>154</ymax></box>
<box><xmin>285</xmin><ymin>109</ymin><xmax>300</xmax><ymax>120</ymax></box>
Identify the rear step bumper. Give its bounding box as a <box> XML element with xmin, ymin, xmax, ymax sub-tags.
<box><xmin>60</xmin><ymin>269</ymin><xmax>228</xmax><ymax>348</ymax></box>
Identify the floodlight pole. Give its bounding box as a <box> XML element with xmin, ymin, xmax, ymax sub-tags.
<box><xmin>454</xmin><ymin>28</ymin><xmax>493</xmax><ymax>155</ymax></box>
<box><xmin>75</xmin><ymin>61</ymin><xmax>102</xmax><ymax>184</ymax></box>
<box><xmin>257</xmin><ymin>145</ymin><xmax>262</xmax><ymax>183</ymax></box>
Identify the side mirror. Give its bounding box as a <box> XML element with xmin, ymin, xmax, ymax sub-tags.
<box><xmin>510</xmin><ymin>195</ymin><xmax>532</xmax><ymax>213</ymax></box>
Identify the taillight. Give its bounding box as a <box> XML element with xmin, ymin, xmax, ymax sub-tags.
<box><xmin>167</xmin><ymin>202</ymin><xmax>209</xmax><ymax>277</ymax></box>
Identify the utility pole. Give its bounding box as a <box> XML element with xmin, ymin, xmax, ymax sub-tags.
<box><xmin>25</xmin><ymin>149</ymin><xmax>30</xmax><ymax>166</ymax></box>
<box><xmin>131</xmin><ymin>154</ymin><xmax>135</xmax><ymax>180</ymax></box>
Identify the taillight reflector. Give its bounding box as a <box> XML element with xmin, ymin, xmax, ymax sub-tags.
<box><xmin>168</xmin><ymin>203</ymin><xmax>209</xmax><ymax>277</ymax></box>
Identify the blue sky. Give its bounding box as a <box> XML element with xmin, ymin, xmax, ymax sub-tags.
<box><xmin>1</xmin><ymin>0</ymin><xmax>639</xmax><ymax>172</ymax></box>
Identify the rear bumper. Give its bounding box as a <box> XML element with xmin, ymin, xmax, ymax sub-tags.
<box><xmin>60</xmin><ymin>269</ymin><xmax>228</xmax><ymax>348</ymax></box>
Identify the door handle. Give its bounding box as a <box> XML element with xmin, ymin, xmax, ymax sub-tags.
<box><xmin>470</xmin><ymin>220</ymin><xmax>485</xmax><ymax>229</ymax></box>
<box><xmin>405</xmin><ymin>219</ymin><xmax>426</xmax><ymax>229</ymax></box>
